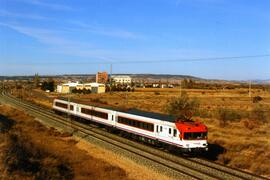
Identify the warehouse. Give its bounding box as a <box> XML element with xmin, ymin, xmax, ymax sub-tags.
<box><xmin>57</xmin><ymin>82</ymin><xmax>105</xmax><ymax>94</ymax></box>
<box><xmin>111</xmin><ymin>75</ymin><xmax>132</xmax><ymax>84</ymax></box>
<box><xmin>57</xmin><ymin>82</ymin><xmax>83</xmax><ymax>93</ymax></box>
<box><xmin>83</xmin><ymin>82</ymin><xmax>105</xmax><ymax>94</ymax></box>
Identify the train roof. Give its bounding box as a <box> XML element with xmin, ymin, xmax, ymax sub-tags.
<box><xmin>121</xmin><ymin>109</ymin><xmax>176</xmax><ymax>122</ymax></box>
<box><xmin>55</xmin><ymin>97</ymin><xmax>177</xmax><ymax>122</ymax></box>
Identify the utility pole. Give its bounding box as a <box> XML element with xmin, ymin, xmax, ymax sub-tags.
<box><xmin>68</xmin><ymin>91</ymin><xmax>72</xmax><ymax>134</ymax></box>
<box><xmin>249</xmin><ymin>80</ymin><xmax>252</xmax><ymax>97</ymax></box>
<box><xmin>110</xmin><ymin>63</ymin><xmax>112</xmax><ymax>94</ymax></box>
<box><xmin>179</xmin><ymin>80</ymin><xmax>182</xmax><ymax>97</ymax></box>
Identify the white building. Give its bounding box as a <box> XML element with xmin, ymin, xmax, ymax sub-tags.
<box><xmin>111</xmin><ymin>75</ymin><xmax>132</xmax><ymax>84</ymax></box>
<box><xmin>83</xmin><ymin>82</ymin><xmax>105</xmax><ymax>94</ymax></box>
<box><xmin>57</xmin><ymin>82</ymin><xmax>83</xmax><ymax>93</ymax></box>
<box><xmin>57</xmin><ymin>82</ymin><xmax>105</xmax><ymax>94</ymax></box>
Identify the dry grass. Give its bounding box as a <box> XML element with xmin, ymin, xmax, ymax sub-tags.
<box><xmin>0</xmin><ymin>105</ymin><xmax>128</xmax><ymax>179</ymax></box>
<box><xmin>11</xmin><ymin>87</ymin><xmax>270</xmax><ymax>178</ymax></box>
<box><xmin>0</xmin><ymin>104</ymin><xmax>171</xmax><ymax>180</ymax></box>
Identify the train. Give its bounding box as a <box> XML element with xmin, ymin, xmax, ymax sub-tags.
<box><xmin>53</xmin><ymin>98</ymin><xmax>208</xmax><ymax>153</ymax></box>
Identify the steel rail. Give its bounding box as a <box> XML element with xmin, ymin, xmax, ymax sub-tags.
<box><xmin>0</xmin><ymin>92</ymin><xmax>267</xmax><ymax>180</ymax></box>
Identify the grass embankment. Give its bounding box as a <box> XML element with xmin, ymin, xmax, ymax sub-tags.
<box><xmin>12</xmin><ymin>88</ymin><xmax>270</xmax><ymax>178</ymax></box>
<box><xmin>0</xmin><ymin>105</ymin><xmax>128</xmax><ymax>179</ymax></box>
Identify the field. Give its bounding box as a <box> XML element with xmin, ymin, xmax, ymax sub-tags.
<box><xmin>12</xmin><ymin>87</ymin><xmax>270</xmax><ymax>178</ymax></box>
<box><xmin>0</xmin><ymin>104</ymin><xmax>169</xmax><ymax>179</ymax></box>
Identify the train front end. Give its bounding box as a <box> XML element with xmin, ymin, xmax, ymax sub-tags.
<box><xmin>175</xmin><ymin>121</ymin><xmax>208</xmax><ymax>153</ymax></box>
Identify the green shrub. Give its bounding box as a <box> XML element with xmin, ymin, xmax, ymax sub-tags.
<box><xmin>252</xmin><ymin>96</ymin><xmax>263</xmax><ymax>103</ymax></box>
<box><xmin>165</xmin><ymin>92</ymin><xmax>199</xmax><ymax>120</ymax></box>
<box><xmin>217</xmin><ymin>108</ymin><xmax>241</xmax><ymax>127</ymax></box>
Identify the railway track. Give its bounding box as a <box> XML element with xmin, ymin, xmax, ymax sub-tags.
<box><xmin>0</xmin><ymin>91</ymin><xmax>266</xmax><ymax>180</ymax></box>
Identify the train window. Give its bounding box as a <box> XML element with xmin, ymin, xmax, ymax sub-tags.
<box><xmin>55</xmin><ymin>102</ymin><xmax>68</xmax><ymax>109</ymax></box>
<box><xmin>160</xmin><ymin>126</ymin><xmax>163</xmax><ymax>132</ymax></box>
<box><xmin>169</xmin><ymin>128</ymin><xmax>171</xmax><ymax>134</ymax></box>
<box><xmin>150</xmin><ymin>124</ymin><xmax>154</xmax><ymax>131</ymax></box>
<box><xmin>143</xmin><ymin>123</ymin><xmax>147</xmax><ymax>129</ymax></box>
<box><xmin>156</xmin><ymin>125</ymin><xmax>159</xmax><ymax>132</ymax></box>
<box><xmin>117</xmin><ymin>116</ymin><xmax>154</xmax><ymax>132</ymax></box>
<box><xmin>173</xmin><ymin>129</ymin><xmax>177</xmax><ymax>137</ymax></box>
<box><xmin>135</xmin><ymin>121</ymin><xmax>139</xmax><ymax>128</ymax></box>
<box><xmin>70</xmin><ymin>105</ymin><xmax>74</xmax><ymax>111</ymax></box>
<box><xmin>184</xmin><ymin>132</ymin><xmax>207</xmax><ymax>140</ymax></box>
<box><xmin>81</xmin><ymin>108</ymin><xmax>108</xmax><ymax>120</ymax></box>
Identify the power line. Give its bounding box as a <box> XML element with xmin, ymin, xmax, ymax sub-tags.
<box><xmin>1</xmin><ymin>54</ymin><xmax>270</xmax><ymax>66</ymax></box>
<box><xmin>111</xmin><ymin>54</ymin><xmax>270</xmax><ymax>64</ymax></box>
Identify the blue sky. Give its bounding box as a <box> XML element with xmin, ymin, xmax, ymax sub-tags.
<box><xmin>0</xmin><ymin>0</ymin><xmax>269</xmax><ymax>80</ymax></box>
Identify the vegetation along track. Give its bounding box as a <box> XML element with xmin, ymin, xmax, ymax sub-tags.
<box><xmin>0</xmin><ymin>91</ymin><xmax>266</xmax><ymax>180</ymax></box>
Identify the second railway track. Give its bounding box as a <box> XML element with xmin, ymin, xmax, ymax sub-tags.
<box><xmin>0</xmin><ymin>92</ymin><xmax>266</xmax><ymax>180</ymax></box>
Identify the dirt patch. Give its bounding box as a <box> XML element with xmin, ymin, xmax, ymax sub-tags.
<box><xmin>76</xmin><ymin>140</ymin><xmax>170</xmax><ymax>180</ymax></box>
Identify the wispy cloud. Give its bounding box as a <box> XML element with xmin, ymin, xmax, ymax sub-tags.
<box><xmin>0</xmin><ymin>22</ymin><xmax>113</xmax><ymax>60</ymax></box>
<box><xmin>69</xmin><ymin>21</ymin><xmax>144</xmax><ymax>39</ymax></box>
<box><xmin>0</xmin><ymin>10</ymin><xmax>49</xmax><ymax>20</ymax></box>
<box><xmin>0</xmin><ymin>22</ymin><xmax>71</xmax><ymax>46</ymax></box>
<box><xmin>15</xmin><ymin>0</ymin><xmax>74</xmax><ymax>11</ymax></box>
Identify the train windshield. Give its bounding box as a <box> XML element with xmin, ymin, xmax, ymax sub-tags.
<box><xmin>184</xmin><ymin>132</ymin><xmax>207</xmax><ymax>140</ymax></box>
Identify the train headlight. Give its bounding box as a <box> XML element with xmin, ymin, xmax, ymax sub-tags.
<box><xmin>186</xmin><ymin>144</ymin><xmax>190</xmax><ymax>147</ymax></box>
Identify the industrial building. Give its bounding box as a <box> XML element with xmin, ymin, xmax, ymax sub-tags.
<box><xmin>57</xmin><ymin>82</ymin><xmax>83</xmax><ymax>94</ymax></box>
<box><xmin>111</xmin><ymin>75</ymin><xmax>132</xmax><ymax>84</ymax></box>
<box><xmin>83</xmin><ymin>82</ymin><xmax>105</xmax><ymax>94</ymax></box>
<box><xmin>57</xmin><ymin>82</ymin><xmax>105</xmax><ymax>94</ymax></box>
<box><xmin>96</xmin><ymin>72</ymin><xmax>108</xmax><ymax>84</ymax></box>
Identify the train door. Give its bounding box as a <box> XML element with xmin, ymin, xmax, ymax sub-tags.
<box><xmin>158</xmin><ymin>125</ymin><xmax>169</xmax><ymax>138</ymax></box>
<box><xmin>109</xmin><ymin>111</ymin><xmax>116</xmax><ymax>126</ymax></box>
<box><xmin>168</xmin><ymin>127</ymin><xmax>173</xmax><ymax>138</ymax></box>
<box><xmin>172</xmin><ymin>128</ymin><xmax>179</xmax><ymax>142</ymax></box>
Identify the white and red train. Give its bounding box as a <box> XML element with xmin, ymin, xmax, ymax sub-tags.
<box><xmin>53</xmin><ymin>98</ymin><xmax>208</xmax><ymax>153</ymax></box>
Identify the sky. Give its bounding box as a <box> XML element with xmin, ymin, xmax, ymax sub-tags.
<box><xmin>0</xmin><ymin>0</ymin><xmax>269</xmax><ymax>80</ymax></box>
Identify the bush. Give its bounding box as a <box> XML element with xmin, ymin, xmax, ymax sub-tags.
<box><xmin>91</xmin><ymin>98</ymin><xmax>108</xmax><ymax>104</ymax></box>
<box><xmin>241</xmin><ymin>119</ymin><xmax>258</xmax><ymax>130</ymax></box>
<box><xmin>108</xmin><ymin>85</ymin><xmax>134</xmax><ymax>92</ymax></box>
<box><xmin>165</xmin><ymin>92</ymin><xmax>199</xmax><ymax>120</ymax></box>
<box><xmin>217</xmin><ymin>108</ymin><xmax>241</xmax><ymax>127</ymax></box>
<box><xmin>252</xmin><ymin>96</ymin><xmax>263</xmax><ymax>103</ymax></box>
<box><xmin>72</xmin><ymin>88</ymin><xmax>91</xmax><ymax>94</ymax></box>
<box><xmin>250</xmin><ymin>105</ymin><xmax>267</xmax><ymax>123</ymax></box>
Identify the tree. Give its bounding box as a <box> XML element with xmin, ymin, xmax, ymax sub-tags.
<box><xmin>41</xmin><ymin>78</ymin><xmax>55</xmax><ymax>92</ymax></box>
<box><xmin>33</xmin><ymin>73</ymin><xmax>40</xmax><ymax>88</ymax></box>
<box><xmin>41</xmin><ymin>81</ymin><xmax>47</xmax><ymax>90</ymax></box>
<box><xmin>165</xmin><ymin>92</ymin><xmax>199</xmax><ymax>121</ymax></box>
<box><xmin>47</xmin><ymin>80</ymin><xmax>55</xmax><ymax>92</ymax></box>
<box><xmin>182</xmin><ymin>78</ymin><xmax>195</xmax><ymax>89</ymax></box>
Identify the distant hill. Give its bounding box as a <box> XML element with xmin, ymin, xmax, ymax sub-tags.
<box><xmin>0</xmin><ymin>74</ymin><xmax>269</xmax><ymax>84</ymax></box>
<box><xmin>125</xmin><ymin>74</ymin><xmax>202</xmax><ymax>80</ymax></box>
